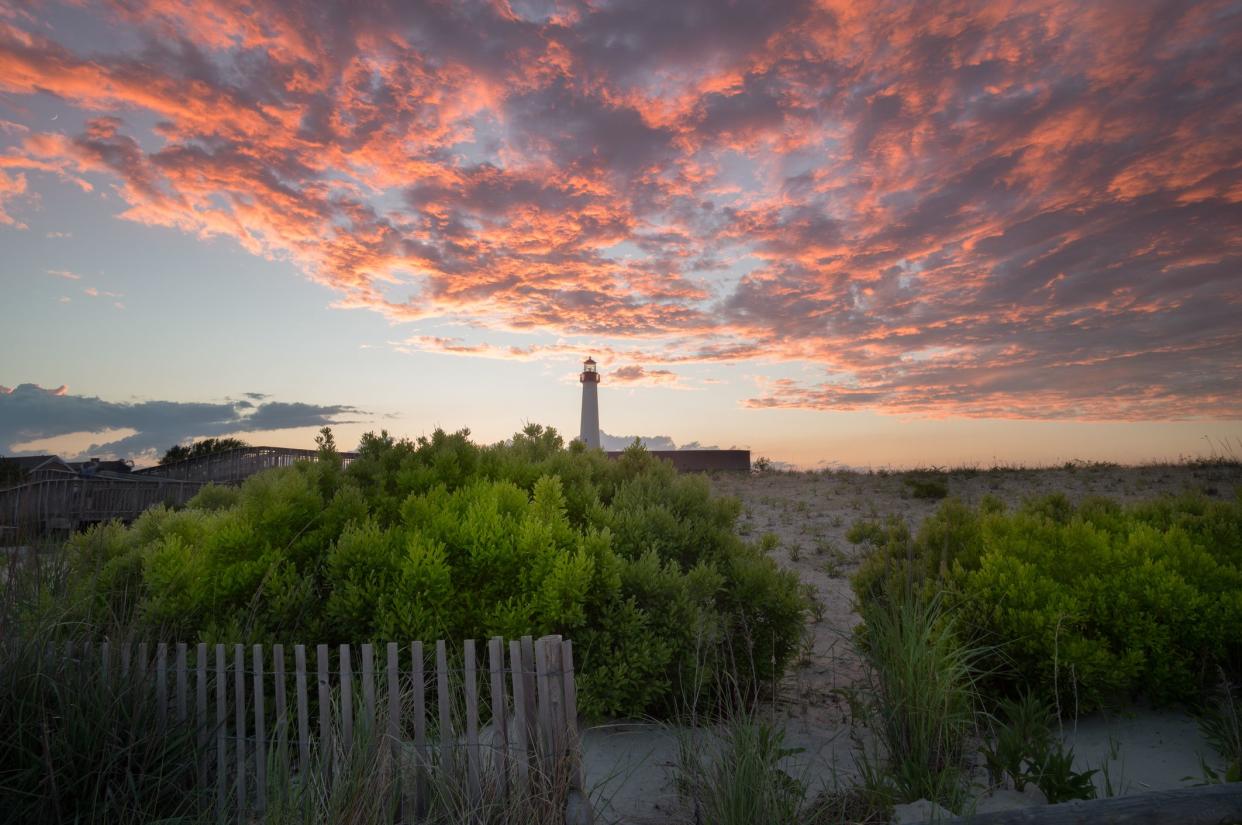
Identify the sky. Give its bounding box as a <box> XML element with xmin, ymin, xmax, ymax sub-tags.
<box><xmin>1</xmin><ymin>0</ymin><xmax>1239</xmax><ymax>469</ymax></box>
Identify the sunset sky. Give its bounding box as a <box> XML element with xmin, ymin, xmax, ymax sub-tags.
<box><xmin>2</xmin><ymin>0</ymin><xmax>1239</xmax><ymax>468</ymax></box>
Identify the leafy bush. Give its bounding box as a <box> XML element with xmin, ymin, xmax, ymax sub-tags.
<box><xmin>852</xmin><ymin>491</ymin><xmax>1242</xmax><ymax>710</ymax></box>
<box><xmin>66</xmin><ymin>425</ymin><xmax>805</xmax><ymax>718</ymax></box>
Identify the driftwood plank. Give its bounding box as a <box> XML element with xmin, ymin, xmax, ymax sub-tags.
<box><xmin>939</xmin><ymin>782</ymin><xmax>1242</xmax><ymax>825</ymax></box>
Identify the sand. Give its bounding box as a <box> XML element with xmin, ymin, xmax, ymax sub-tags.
<box><xmin>582</xmin><ymin>463</ymin><xmax>1241</xmax><ymax>823</ymax></box>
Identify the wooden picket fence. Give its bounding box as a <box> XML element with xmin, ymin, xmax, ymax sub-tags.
<box><xmin>69</xmin><ymin>634</ymin><xmax>587</xmax><ymax>823</ymax></box>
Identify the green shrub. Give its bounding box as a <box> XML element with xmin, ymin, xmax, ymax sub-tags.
<box><xmin>65</xmin><ymin>425</ymin><xmax>805</xmax><ymax>719</ymax></box>
<box><xmin>852</xmin><ymin>491</ymin><xmax>1242</xmax><ymax>710</ymax></box>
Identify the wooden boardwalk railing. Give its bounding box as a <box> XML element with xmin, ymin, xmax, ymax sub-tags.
<box><xmin>0</xmin><ymin>474</ymin><xmax>206</xmax><ymax>539</ymax></box>
<box><xmin>60</xmin><ymin>634</ymin><xmax>589</xmax><ymax>824</ymax></box>
<box><xmin>133</xmin><ymin>446</ymin><xmax>358</xmax><ymax>485</ymax></box>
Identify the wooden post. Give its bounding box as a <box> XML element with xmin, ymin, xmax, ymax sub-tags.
<box><xmin>234</xmin><ymin>644</ymin><xmax>247</xmax><ymax>818</ymax></box>
<box><xmin>509</xmin><ymin>639</ymin><xmax>531</xmax><ymax>790</ymax></box>
<box><xmin>252</xmin><ymin>645</ymin><xmax>267</xmax><ymax>813</ymax></box>
<box><xmin>520</xmin><ymin>635</ymin><xmax>537</xmax><ymax>754</ymax></box>
<box><xmin>295</xmin><ymin>645</ymin><xmax>311</xmax><ymax>774</ymax></box>
<box><xmin>340</xmin><ymin>644</ymin><xmax>354</xmax><ymax>755</ymax></box>
<box><xmin>488</xmin><ymin>637</ymin><xmax>509</xmax><ymax>798</ymax></box>
<box><xmin>317</xmin><ymin>644</ymin><xmax>332</xmax><ymax>787</ymax></box>
<box><xmin>436</xmin><ymin>639</ymin><xmax>452</xmax><ymax>774</ymax></box>
<box><xmin>464</xmin><ymin>639</ymin><xmax>482</xmax><ymax>806</ymax></box>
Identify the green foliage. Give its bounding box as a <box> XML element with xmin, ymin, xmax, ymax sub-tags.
<box><xmin>66</xmin><ymin>424</ymin><xmax>804</xmax><ymax>719</ymax></box>
<box><xmin>160</xmin><ymin>436</ymin><xmax>249</xmax><ymax>465</ymax></box>
<box><xmin>852</xmin><ymin>491</ymin><xmax>1242</xmax><ymax>710</ymax></box>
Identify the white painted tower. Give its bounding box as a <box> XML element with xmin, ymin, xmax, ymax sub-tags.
<box><xmin>579</xmin><ymin>357</ymin><xmax>601</xmax><ymax>449</ymax></box>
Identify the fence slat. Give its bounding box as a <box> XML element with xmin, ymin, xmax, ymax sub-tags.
<box><xmin>273</xmin><ymin>643</ymin><xmax>288</xmax><ymax>785</ymax></box>
<box><xmin>488</xmin><ymin>637</ymin><xmax>509</xmax><ymax>798</ymax></box>
<box><xmin>535</xmin><ymin>638</ymin><xmax>554</xmax><ymax>770</ymax></box>
<box><xmin>197</xmin><ymin>643</ymin><xmax>208</xmax><ymax>790</ymax></box>
<box><xmin>520</xmin><ymin>635</ymin><xmax>537</xmax><ymax>754</ymax></box>
<box><xmin>156</xmin><ymin>643</ymin><xmax>168</xmax><ymax>730</ymax></box>
<box><xmin>175</xmin><ymin>642</ymin><xmax>188</xmax><ymax>722</ymax></box>
<box><xmin>234</xmin><ymin>644</ymin><xmax>247</xmax><ymax>818</ymax></box>
<box><xmin>464</xmin><ymin>639</ymin><xmax>482</xmax><ymax>804</ymax></box>
<box><xmin>138</xmin><ymin>641</ymin><xmax>149</xmax><ymax>685</ymax></box>
<box><xmin>121</xmin><ymin>642</ymin><xmax>132</xmax><ymax>679</ymax></box>
<box><xmin>340</xmin><ymin>644</ymin><xmax>354</xmax><ymax>755</ymax></box>
<box><xmin>436</xmin><ymin>639</ymin><xmax>452</xmax><ymax>773</ymax></box>
<box><xmin>509</xmin><ymin>639</ymin><xmax>530</xmax><ymax>789</ymax></box>
<box><xmin>386</xmin><ymin>642</ymin><xmax>400</xmax><ymax>761</ymax></box>
<box><xmin>412</xmin><ymin>641</ymin><xmax>427</xmax><ymax>817</ymax></box>
<box><xmin>252</xmin><ymin>645</ymin><xmax>267</xmax><ymax>813</ymax></box>
<box><xmin>361</xmin><ymin>642</ymin><xmax>376</xmax><ymax>740</ymax></box>
<box><xmin>544</xmin><ymin>635</ymin><xmax>566</xmax><ymax>758</ymax></box>
<box><xmin>561</xmin><ymin>639</ymin><xmax>586</xmax><ymax>792</ymax></box>
<box><xmin>295</xmin><ymin>645</ymin><xmax>311</xmax><ymax>774</ymax></box>
<box><xmin>100</xmin><ymin>640</ymin><xmax>110</xmax><ymax>684</ymax></box>
<box><xmin>215</xmin><ymin>644</ymin><xmax>227</xmax><ymax>820</ymax></box>
<box><xmin>317</xmin><ymin>644</ymin><xmax>332</xmax><ymax>787</ymax></box>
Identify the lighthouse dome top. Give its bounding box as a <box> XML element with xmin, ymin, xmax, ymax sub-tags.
<box><xmin>583</xmin><ymin>357</ymin><xmax>596</xmax><ymax>365</ymax></box>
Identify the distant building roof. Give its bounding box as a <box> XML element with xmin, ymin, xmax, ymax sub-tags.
<box><xmin>4</xmin><ymin>455</ymin><xmax>73</xmax><ymax>473</ymax></box>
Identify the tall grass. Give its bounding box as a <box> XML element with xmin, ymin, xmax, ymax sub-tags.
<box><xmin>0</xmin><ymin>596</ymin><xmax>207</xmax><ymax>824</ymax></box>
<box><xmin>852</xmin><ymin>592</ymin><xmax>985</xmax><ymax>811</ymax></box>
<box><xmin>2</xmin><ymin>542</ymin><xmax>593</xmax><ymax>825</ymax></box>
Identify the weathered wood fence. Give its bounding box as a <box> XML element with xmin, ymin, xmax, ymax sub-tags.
<box><xmin>64</xmin><ymin>634</ymin><xmax>588</xmax><ymax>823</ymax></box>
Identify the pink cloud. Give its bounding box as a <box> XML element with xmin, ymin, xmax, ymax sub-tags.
<box><xmin>0</xmin><ymin>1</ymin><xmax>1237</xmax><ymax>420</ymax></box>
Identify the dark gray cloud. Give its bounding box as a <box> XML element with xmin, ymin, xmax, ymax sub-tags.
<box><xmin>0</xmin><ymin>384</ymin><xmax>362</xmax><ymax>460</ymax></box>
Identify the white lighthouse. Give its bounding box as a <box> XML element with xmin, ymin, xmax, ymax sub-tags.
<box><xmin>579</xmin><ymin>357</ymin><xmax>601</xmax><ymax>449</ymax></box>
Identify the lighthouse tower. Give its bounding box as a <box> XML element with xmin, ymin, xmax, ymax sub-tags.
<box><xmin>579</xmin><ymin>357</ymin><xmax>601</xmax><ymax>449</ymax></box>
